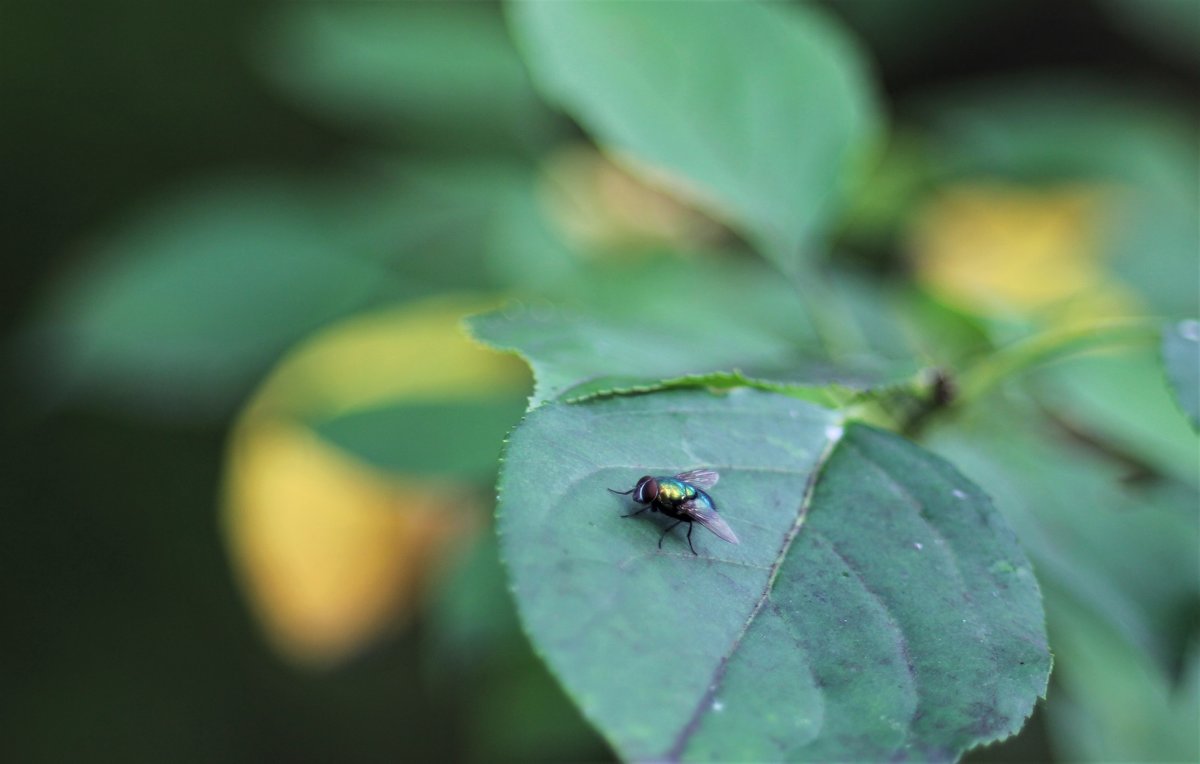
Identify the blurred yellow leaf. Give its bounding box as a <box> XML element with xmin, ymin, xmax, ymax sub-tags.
<box><xmin>247</xmin><ymin>295</ymin><xmax>530</xmax><ymax>418</ymax></box>
<box><xmin>539</xmin><ymin>144</ymin><xmax>726</xmax><ymax>254</ymax></box>
<box><xmin>908</xmin><ymin>182</ymin><xmax>1138</xmax><ymax>323</ymax></box>
<box><xmin>223</xmin><ymin>295</ymin><xmax>528</xmax><ymax>667</ymax></box>
<box><xmin>225</xmin><ymin>421</ymin><xmax>477</xmax><ymax>665</ymax></box>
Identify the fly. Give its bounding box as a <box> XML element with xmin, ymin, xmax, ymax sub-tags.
<box><xmin>607</xmin><ymin>469</ymin><xmax>739</xmax><ymax>555</ymax></box>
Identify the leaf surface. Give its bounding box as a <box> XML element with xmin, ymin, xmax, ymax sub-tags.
<box><xmin>508</xmin><ymin>1</ymin><xmax>880</xmax><ymax>272</ymax></box>
<box><xmin>1031</xmin><ymin>347</ymin><xmax>1200</xmax><ymax>487</ymax></box>
<box><xmin>258</xmin><ymin>3</ymin><xmax>555</xmax><ymax>150</ymax></box>
<box><xmin>308</xmin><ymin>397</ymin><xmax>527</xmax><ymax>480</ymax></box>
<box><xmin>1163</xmin><ymin>319</ymin><xmax>1200</xmax><ymax>430</ymax></box>
<box><xmin>499</xmin><ymin>388</ymin><xmax>1049</xmax><ymax>761</ymax></box>
<box><xmin>467</xmin><ymin>256</ymin><xmax>924</xmax><ymax>408</ymax></box>
<box><xmin>926</xmin><ymin>397</ymin><xmax>1200</xmax><ymax>672</ymax></box>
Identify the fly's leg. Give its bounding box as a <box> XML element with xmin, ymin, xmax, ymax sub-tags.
<box><xmin>658</xmin><ymin>520</ymin><xmax>683</xmax><ymax>549</ymax></box>
<box><xmin>622</xmin><ymin>506</ymin><xmax>649</xmax><ymax>518</ymax></box>
<box><xmin>686</xmin><ymin>522</ymin><xmax>697</xmax><ymax>555</ymax></box>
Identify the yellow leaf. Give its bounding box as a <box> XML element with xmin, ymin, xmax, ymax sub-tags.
<box><xmin>224</xmin><ymin>421</ymin><xmax>477</xmax><ymax>666</ymax></box>
<box><xmin>908</xmin><ymin>182</ymin><xmax>1138</xmax><ymax>322</ymax></box>
<box><xmin>247</xmin><ymin>295</ymin><xmax>529</xmax><ymax>419</ymax></box>
<box><xmin>539</xmin><ymin>144</ymin><xmax>726</xmax><ymax>254</ymax></box>
<box><xmin>223</xmin><ymin>295</ymin><xmax>527</xmax><ymax>666</ymax></box>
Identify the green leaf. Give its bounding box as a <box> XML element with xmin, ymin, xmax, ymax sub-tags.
<box><xmin>469</xmin><ymin>256</ymin><xmax>819</xmax><ymax>405</ymax></box>
<box><xmin>507</xmin><ymin>1</ymin><xmax>881</xmax><ymax>273</ymax></box>
<box><xmin>1045</xmin><ymin>599</ymin><xmax>1200</xmax><ymax>763</ymax></box>
<box><xmin>925</xmin><ymin>394</ymin><xmax>1199</xmax><ymax>764</ymax></box>
<box><xmin>1163</xmin><ymin>319</ymin><xmax>1200</xmax><ymax>430</ymax></box>
<box><xmin>360</xmin><ymin>158</ymin><xmax>578</xmax><ymax>292</ymax></box>
<box><xmin>26</xmin><ymin>159</ymin><xmax>576</xmax><ymax>419</ymax></box>
<box><xmin>499</xmin><ymin>388</ymin><xmax>1050</xmax><ymax>761</ymax></box>
<box><xmin>1030</xmin><ymin>346</ymin><xmax>1200</xmax><ymax>488</ymax></box>
<box><xmin>307</xmin><ymin>396</ymin><xmax>528</xmax><ymax>481</ymax></box>
<box><xmin>258</xmin><ymin>3</ymin><xmax>556</xmax><ymax>151</ymax></box>
<box><xmin>925</xmin><ymin>397</ymin><xmax>1200</xmax><ymax>673</ymax></box>
<box><xmin>468</xmin><ymin>255</ymin><xmax>924</xmax><ymax>409</ymax></box>
<box><xmin>25</xmin><ymin>174</ymin><xmax>417</xmax><ymax>418</ymax></box>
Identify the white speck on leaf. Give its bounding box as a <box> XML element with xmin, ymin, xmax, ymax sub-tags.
<box><xmin>1179</xmin><ymin>319</ymin><xmax>1200</xmax><ymax>342</ymax></box>
<box><xmin>824</xmin><ymin>424</ymin><xmax>844</xmax><ymax>442</ymax></box>
<box><xmin>711</xmin><ymin>700</ymin><xmax>724</xmax><ymax>712</ymax></box>
<box><xmin>913</xmin><ymin>542</ymin><xmax>924</xmax><ymax>550</ymax></box>
<box><xmin>952</xmin><ymin>489</ymin><xmax>967</xmax><ymax>499</ymax></box>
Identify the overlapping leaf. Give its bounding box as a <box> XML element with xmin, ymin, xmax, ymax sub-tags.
<box><xmin>926</xmin><ymin>397</ymin><xmax>1200</xmax><ymax>671</ymax></box>
<box><xmin>507</xmin><ymin>1</ymin><xmax>880</xmax><ymax>273</ymax></box>
<box><xmin>1162</xmin><ymin>319</ymin><xmax>1200</xmax><ymax>430</ymax></box>
<box><xmin>468</xmin><ymin>256</ymin><xmax>930</xmax><ymax>413</ymax></box>
<box><xmin>309</xmin><ymin>397</ymin><xmax>527</xmax><ymax>481</ymax></box>
<box><xmin>24</xmin><ymin>175</ymin><xmax>414</xmax><ymax>418</ymax></box>
<box><xmin>258</xmin><ymin>2</ymin><xmax>557</xmax><ymax>151</ymax></box>
<box><xmin>925</xmin><ymin>400</ymin><xmax>1200</xmax><ymax>760</ymax></box>
<box><xmin>1030</xmin><ymin>347</ymin><xmax>1200</xmax><ymax>487</ymax></box>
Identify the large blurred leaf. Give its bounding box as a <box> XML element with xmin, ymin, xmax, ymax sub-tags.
<box><xmin>26</xmin><ymin>174</ymin><xmax>420</xmax><ymax>418</ymax></box>
<box><xmin>258</xmin><ymin>3</ymin><xmax>556</xmax><ymax>151</ymax></box>
<box><xmin>499</xmin><ymin>388</ymin><xmax>1049</xmax><ymax>761</ymax></box>
<box><xmin>1045</xmin><ymin>600</ymin><xmax>1200</xmax><ymax>763</ymax></box>
<box><xmin>362</xmin><ymin>158</ymin><xmax>578</xmax><ymax>292</ymax></box>
<box><xmin>926</xmin><ymin>396</ymin><xmax>1200</xmax><ymax>672</ymax></box>
<box><xmin>470</xmin><ymin>256</ymin><xmax>820</xmax><ymax>405</ymax></box>
<box><xmin>1163</xmin><ymin>319</ymin><xmax>1200</xmax><ymax>430</ymax></box>
<box><xmin>224</xmin><ymin>298</ymin><xmax>529</xmax><ymax>666</ymax></box>
<box><xmin>469</xmin><ymin>256</ymin><xmax>924</xmax><ymax>407</ymax></box>
<box><xmin>26</xmin><ymin>159</ymin><xmax>572</xmax><ymax>418</ymax></box>
<box><xmin>922</xmin><ymin>80</ymin><xmax>1200</xmax><ymax>318</ymax></box>
<box><xmin>309</xmin><ymin>397</ymin><xmax>527</xmax><ymax>481</ymax></box>
<box><xmin>927</xmin><ymin>393</ymin><xmax>1199</xmax><ymax>764</ymax></box>
<box><xmin>508</xmin><ymin>1</ymin><xmax>880</xmax><ymax>274</ymax></box>
<box><xmin>1031</xmin><ymin>346</ymin><xmax>1200</xmax><ymax>488</ymax></box>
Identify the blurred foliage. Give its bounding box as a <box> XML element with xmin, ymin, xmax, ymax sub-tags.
<box><xmin>1163</xmin><ymin>319</ymin><xmax>1200</xmax><ymax>430</ymax></box>
<box><xmin>256</xmin><ymin>3</ymin><xmax>558</xmax><ymax>153</ymax></box>
<box><xmin>4</xmin><ymin>0</ymin><xmax>1197</xmax><ymax>761</ymax></box>
<box><xmin>928</xmin><ymin>397</ymin><xmax>1200</xmax><ymax>763</ymax></box>
<box><xmin>508</xmin><ymin>1</ymin><xmax>881</xmax><ymax>276</ymax></box>
<box><xmin>223</xmin><ymin>297</ymin><xmax>527</xmax><ymax>665</ymax></box>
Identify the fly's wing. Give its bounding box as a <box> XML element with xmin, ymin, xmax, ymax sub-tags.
<box><xmin>679</xmin><ymin>499</ymin><xmax>740</xmax><ymax>545</ymax></box>
<box><xmin>674</xmin><ymin>469</ymin><xmax>719</xmax><ymax>490</ymax></box>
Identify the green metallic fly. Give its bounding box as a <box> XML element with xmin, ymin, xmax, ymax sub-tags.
<box><xmin>608</xmin><ymin>469</ymin><xmax>739</xmax><ymax>555</ymax></box>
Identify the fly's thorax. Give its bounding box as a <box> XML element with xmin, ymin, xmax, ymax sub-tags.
<box><xmin>654</xmin><ymin>478</ymin><xmax>695</xmax><ymax>505</ymax></box>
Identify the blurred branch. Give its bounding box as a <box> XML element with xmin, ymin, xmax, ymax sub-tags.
<box><xmin>957</xmin><ymin>318</ymin><xmax>1161</xmax><ymax>404</ymax></box>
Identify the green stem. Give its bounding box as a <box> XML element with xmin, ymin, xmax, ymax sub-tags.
<box><xmin>956</xmin><ymin>317</ymin><xmax>1161</xmax><ymax>405</ymax></box>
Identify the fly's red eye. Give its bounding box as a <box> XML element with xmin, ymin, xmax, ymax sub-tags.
<box><xmin>635</xmin><ymin>476</ymin><xmax>658</xmax><ymax>503</ymax></box>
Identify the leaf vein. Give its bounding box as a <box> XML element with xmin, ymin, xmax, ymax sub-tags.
<box><xmin>662</xmin><ymin>430</ymin><xmax>844</xmax><ymax>760</ymax></box>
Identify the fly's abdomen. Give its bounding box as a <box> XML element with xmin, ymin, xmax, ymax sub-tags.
<box><xmin>691</xmin><ymin>491</ymin><xmax>716</xmax><ymax>512</ymax></box>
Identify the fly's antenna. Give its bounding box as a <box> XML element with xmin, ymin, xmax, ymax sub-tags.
<box><xmin>607</xmin><ymin>488</ymin><xmax>634</xmax><ymax>495</ymax></box>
